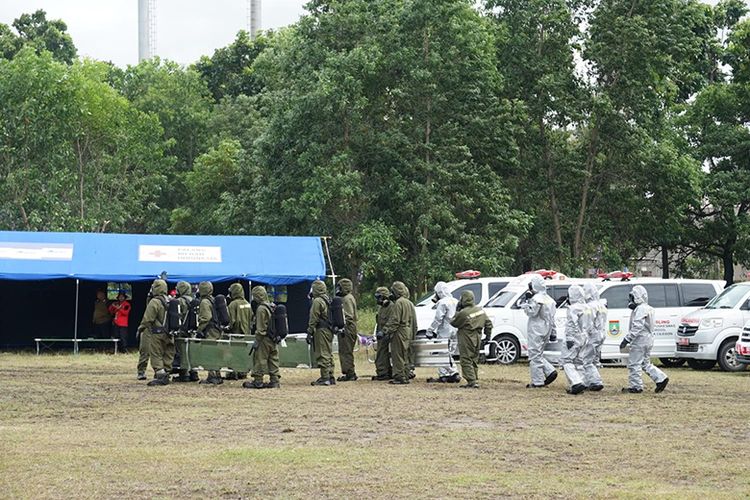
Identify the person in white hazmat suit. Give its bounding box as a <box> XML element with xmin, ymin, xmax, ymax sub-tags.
<box><xmin>581</xmin><ymin>283</ymin><xmax>605</xmax><ymax>391</ymax></box>
<box><xmin>425</xmin><ymin>282</ymin><xmax>461</xmax><ymax>383</ymax></box>
<box><xmin>620</xmin><ymin>285</ymin><xmax>669</xmax><ymax>393</ymax></box>
<box><xmin>521</xmin><ymin>275</ymin><xmax>558</xmax><ymax>388</ymax></box>
<box><xmin>560</xmin><ymin>284</ymin><xmax>589</xmax><ymax>395</ymax></box>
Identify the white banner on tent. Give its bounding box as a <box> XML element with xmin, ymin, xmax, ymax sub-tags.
<box><xmin>0</xmin><ymin>242</ymin><xmax>74</xmax><ymax>261</ymax></box>
<box><xmin>138</xmin><ymin>245</ymin><xmax>222</xmax><ymax>263</ymax></box>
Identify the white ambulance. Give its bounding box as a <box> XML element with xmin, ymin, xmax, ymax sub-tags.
<box><xmin>481</xmin><ymin>273</ymin><xmax>592</xmax><ymax>364</ymax></box>
<box><xmin>549</xmin><ymin>278</ymin><xmax>724</xmax><ymax>366</ymax></box>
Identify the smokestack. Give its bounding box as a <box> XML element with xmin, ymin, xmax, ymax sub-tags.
<box><xmin>250</xmin><ymin>0</ymin><xmax>261</xmax><ymax>40</ymax></box>
<box><xmin>138</xmin><ymin>0</ymin><xmax>156</xmax><ymax>61</ymax></box>
<box><xmin>138</xmin><ymin>0</ymin><xmax>150</xmax><ymax>61</ymax></box>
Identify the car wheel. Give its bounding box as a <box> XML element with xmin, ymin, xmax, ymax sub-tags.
<box><xmin>717</xmin><ymin>340</ymin><xmax>746</xmax><ymax>372</ymax></box>
<box><xmin>687</xmin><ymin>358</ymin><xmax>716</xmax><ymax>371</ymax></box>
<box><xmin>659</xmin><ymin>357</ymin><xmax>686</xmax><ymax>368</ymax></box>
<box><xmin>493</xmin><ymin>335</ymin><xmax>520</xmax><ymax>365</ymax></box>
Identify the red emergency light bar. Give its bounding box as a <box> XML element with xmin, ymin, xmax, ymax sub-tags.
<box><xmin>524</xmin><ymin>269</ymin><xmax>558</xmax><ymax>279</ymax></box>
<box><xmin>455</xmin><ymin>270</ymin><xmax>481</xmax><ymax>279</ymax></box>
<box><xmin>598</xmin><ymin>271</ymin><xmax>633</xmax><ymax>281</ymax></box>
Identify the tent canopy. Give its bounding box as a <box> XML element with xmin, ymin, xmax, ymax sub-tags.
<box><xmin>0</xmin><ymin>231</ymin><xmax>326</xmax><ymax>285</ymax></box>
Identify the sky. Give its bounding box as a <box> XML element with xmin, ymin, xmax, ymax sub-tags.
<box><xmin>0</xmin><ymin>0</ymin><xmax>308</xmax><ymax>67</ymax></box>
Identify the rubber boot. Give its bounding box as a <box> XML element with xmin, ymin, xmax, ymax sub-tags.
<box><xmin>655</xmin><ymin>377</ymin><xmax>669</xmax><ymax>393</ymax></box>
<box><xmin>147</xmin><ymin>369</ymin><xmax>169</xmax><ymax>386</ymax></box>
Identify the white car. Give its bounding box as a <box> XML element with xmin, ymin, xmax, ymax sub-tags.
<box><xmin>415</xmin><ymin>276</ymin><xmax>515</xmax><ymax>333</ymax></box>
<box><xmin>550</xmin><ymin>278</ymin><xmax>724</xmax><ymax>366</ymax></box>
<box><xmin>676</xmin><ymin>282</ymin><xmax>749</xmax><ymax>371</ymax></box>
<box><xmin>482</xmin><ymin>275</ymin><xmax>594</xmax><ymax>364</ymax></box>
<box><xmin>735</xmin><ymin>320</ymin><xmax>750</xmax><ymax>367</ymax></box>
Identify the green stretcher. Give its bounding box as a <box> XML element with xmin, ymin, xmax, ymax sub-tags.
<box><xmin>175</xmin><ymin>333</ymin><xmax>313</xmax><ymax>372</ymax></box>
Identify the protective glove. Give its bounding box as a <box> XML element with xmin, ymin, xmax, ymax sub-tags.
<box><xmin>549</xmin><ymin>332</ymin><xmax>557</xmax><ymax>342</ymax></box>
<box><xmin>566</xmin><ymin>340</ymin><xmax>574</xmax><ymax>349</ymax></box>
<box><xmin>425</xmin><ymin>329</ymin><xmax>435</xmax><ymax>339</ymax></box>
<box><xmin>306</xmin><ymin>333</ymin><xmax>313</xmax><ymax>345</ymax></box>
<box><xmin>620</xmin><ymin>339</ymin><xmax>629</xmax><ymax>349</ymax></box>
<box><xmin>375</xmin><ymin>330</ymin><xmax>384</xmax><ymax>340</ymax></box>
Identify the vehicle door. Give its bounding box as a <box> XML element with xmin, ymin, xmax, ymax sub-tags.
<box><xmin>599</xmin><ymin>284</ymin><xmax>634</xmax><ymax>358</ymax></box>
<box><xmin>642</xmin><ymin>283</ymin><xmax>681</xmax><ymax>357</ymax></box>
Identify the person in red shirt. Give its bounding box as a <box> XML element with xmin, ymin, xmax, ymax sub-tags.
<box><xmin>109</xmin><ymin>293</ymin><xmax>132</xmax><ymax>353</ymax></box>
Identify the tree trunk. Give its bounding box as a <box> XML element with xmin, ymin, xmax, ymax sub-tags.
<box><xmin>661</xmin><ymin>244</ymin><xmax>669</xmax><ymax>279</ymax></box>
<box><xmin>723</xmin><ymin>247</ymin><xmax>735</xmax><ymax>286</ymax></box>
<box><xmin>574</xmin><ymin>124</ymin><xmax>599</xmax><ymax>259</ymax></box>
<box><xmin>539</xmin><ymin>117</ymin><xmax>563</xmax><ymax>264</ymax></box>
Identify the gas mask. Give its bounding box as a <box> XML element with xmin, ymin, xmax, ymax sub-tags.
<box><xmin>523</xmin><ymin>282</ymin><xmax>535</xmax><ymax>301</ymax></box>
<box><xmin>375</xmin><ymin>292</ymin><xmax>389</xmax><ymax>307</ymax></box>
<box><xmin>335</xmin><ymin>284</ymin><xmax>344</xmax><ymax>297</ymax></box>
<box><xmin>628</xmin><ymin>293</ymin><xmax>636</xmax><ymax>310</ymax></box>
<box><xmin>431</xmin><ymin>293</ymin><xmax>440</xmax><ymax>304</ymax></box>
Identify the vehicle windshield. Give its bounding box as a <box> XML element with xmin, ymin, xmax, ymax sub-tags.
<box><xmin>415</xmin><ymin>292</ymin><xmax>435</xmax><ymax>307</ymax></box>
<box><xmin>704</xmin><ymin>284</ymin><xmax>748</xmax><ymax>309</ymax></box>
<box><xmin>486</xmin><ymin>290</ymin><xmax>518</xmax><ymax>308</ymax></box>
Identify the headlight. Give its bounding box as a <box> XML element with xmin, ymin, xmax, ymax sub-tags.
<box><xmin>700</xmin><ymin>318</ymin><xmax>723</xmax><ymax>329</ymax></box>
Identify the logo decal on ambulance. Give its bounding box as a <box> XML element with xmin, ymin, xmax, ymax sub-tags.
<box><xmin>609</xmin><ymin>320</ymin><xmax>621</xmax><ymax>336</ymax></box>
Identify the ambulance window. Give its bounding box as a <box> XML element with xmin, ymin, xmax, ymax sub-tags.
<box><xmin>643</xmin><ymin>284</ymin><xmax>678</xmax><ymax>308</ymax></box>
<box><xmin>600</xmin><ymin>285</ymin><xmax>633</xmax><ymax>309</ymax></box>
<box><xmin>550</xmin><ymin>285</ymin><xmax>571</xmax><ymax>307</ymax></box>
<box><xmin>488</xmin><ymin>282</ymin><xmax>509</xmax><ymax>298</ymax></box>
<box><xmin>452</xmin><ymin>283</ymin><xmax>482</xmax><ymax>304</ymax></box>
<box><xmin>680</xmin><ymin>284</ymin><xmax>717</xmax><ymax>307</ymax></box>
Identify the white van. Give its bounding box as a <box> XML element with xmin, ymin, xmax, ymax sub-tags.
<box><xmin>549</xmin><ymin>278</ymin><xmax>724</xmax><ymax>366</ymax></box>
<box><xmin>482</xmin><ymin>275</ymin><xmax>593</xmax><ymax>364</ymax></box>
<box><xmin>415</xmin><ymin>276</ymin><xmax>515</xmax><ymax>333</ymax></box>
<box><xmin>676</xmin><ymin>282</ymin><xmax>750</xmax><ymax>371</ymax></box>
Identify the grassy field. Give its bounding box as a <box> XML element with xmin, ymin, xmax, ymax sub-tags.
<box><xmin>1</xmin><ymin>352</ymin><xmax>749</xmax><ymax>499</ymax></box>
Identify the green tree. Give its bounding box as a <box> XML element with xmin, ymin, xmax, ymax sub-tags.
<box><xmin>250</xmin><ymin>0</ymin><xmax>528</xmax><ymax>292</ymax></box>
<box><xmin>194</xmin><ymin>30</ymin><xmax>272</xmax><ymax>101</ymax></box>
<box><xmin>116</xmin><ymin>58</ymin><xmax>214</xmax><ymax>231</ymax></box>
<box><xmin>0</xmin><ymin>9</ymin><xmax>77</xmax><ymax>63</ymax></box>
<box><xmin>0</xmin><ymin>49</ymin><xmax>170</xmax><ymax>232</ymax></box>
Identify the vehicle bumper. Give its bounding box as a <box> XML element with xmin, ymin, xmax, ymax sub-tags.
<box><xmin>674</xmin><ymin>343</ymin><xmax>716</xmax><ymax>360</ymax></box>
<box><xmin>735</xmin><ymin>353</ymin><xmax>750</xmax><ymax>365</ymax></box>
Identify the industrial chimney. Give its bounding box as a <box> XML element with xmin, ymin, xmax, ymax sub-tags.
<box><xmin>138</xmin><ymin>0</ymin><xmax>157</xmax><ymax>61</ymax></box>
<box><xmin>249</xmin><ymin>0</ymin><xmax>261</xmax><ymax>39</ymax></box>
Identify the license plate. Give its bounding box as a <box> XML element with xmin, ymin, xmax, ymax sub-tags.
<box><xmin>678</xmin><ymin>338</ymin><xmax>690</xmax><ymax>346</ymax></box>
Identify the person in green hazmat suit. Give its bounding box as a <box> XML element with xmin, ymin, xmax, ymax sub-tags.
<box><xmin>136</xmin><ymin>279</ymin><xmax>172</xmax><ymax>386</ymax></box>
<box><xmin>307</xmin><ymin>280</ymin><xmax>336</xmax><ymax>386</ymax></box>
<box><xmin>172</xmin><ymin>281</ymin><xmax>200</xmax><ymax>383</ymax></box>
<box><xmin>197</xmin><ymin>281</ymin><xmax>223</xmax><ymax>385</ymax></box>
<box><xmin>226</xmin><ymin>282</ymin><xmax>252</xmax><ymax>380</ymax></box>
<box><xmin>385</xmin><ymin>281</ymin><xmax>415</xmax><ymax>385</ymax></box>
<box><xmin>335</xmin><ymin>278</ymin><xmax>359</xmax><ymax>382</ymax></box>
<box><xmin>372</xmin><ymin>286</ymin><xmax>394</xmax><ymax>381</ymax></box>
<box><xmin>450</xmin><ymin>290</ymin><xmax>492</xmax><ymax>389</ymax></box>
<box><xmin>243</xmin><ymin>286</ymin><xmax>281</xmax><ymax>389</ymax></box>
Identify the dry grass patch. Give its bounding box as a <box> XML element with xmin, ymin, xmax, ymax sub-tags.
<box><xmin>1</xmin><ymin>352</ymin><xmax>749</xmax><ymax>498</ymax></box>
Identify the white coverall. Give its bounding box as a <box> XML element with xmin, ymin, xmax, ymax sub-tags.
<box><xmin>581</xmin><ymin>283</ymin><xmax>605</xmax><ymax>388</ymax></box>
<box><xmin>427</xmin><ymin>281</ymin><xmax>459</xmax><ymax>378</ymax></box>
<box><xmin>625</xmin><ymin>285</ymin><xmax>667</xmax><ymax>390</ymax></box>
<box><xmin>560</xmin><ymin>285</ymin><xmax>589</xmax><ymax>390</ymax></box>
<box><xmin>522</xmin><ymin>275</ymin><xmax>558</xmax><ymax>386</ymax></box>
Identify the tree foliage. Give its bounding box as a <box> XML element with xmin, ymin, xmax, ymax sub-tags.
<box><xmin>2</xmin><ymin>4</ymin><xmax>750</xmax><ymax>292</ymax></box>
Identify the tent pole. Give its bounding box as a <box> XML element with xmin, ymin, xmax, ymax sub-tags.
<box><xmin>73</xmin><ymin>278</ymin><xmax>80</xmax><ymax>355</ymax></box>
<box><xmin>322</xmin><ymin>236</ymin><xmax>337</xmax><ymax>288</ymax></box>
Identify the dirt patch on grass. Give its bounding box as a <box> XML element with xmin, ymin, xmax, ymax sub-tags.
<box><xmin>1</xmin><ymin>353</ymin><xmax>749</xmax><ymax>498</ymax></box>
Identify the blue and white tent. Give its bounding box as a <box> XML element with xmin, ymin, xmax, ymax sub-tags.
<box><xmin>0</xmin><ymin>231</ymin><xmax>327</xmax><ymax>285</ymax></box>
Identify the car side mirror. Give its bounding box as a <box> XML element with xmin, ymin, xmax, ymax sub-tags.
<box><xmin>741</xmin><ymin>300</ymin><xmax>750</xmax><ymax>311</ymax></box>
